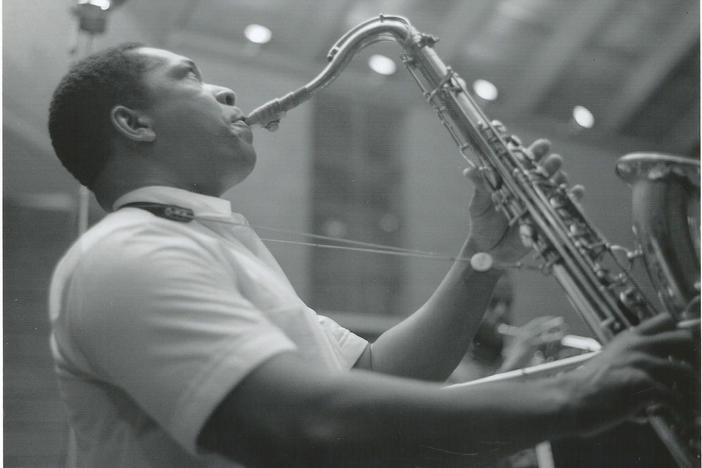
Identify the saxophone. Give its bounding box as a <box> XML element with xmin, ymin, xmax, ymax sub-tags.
<box><xmin>246</xmin><ymin>15</ymin><xmax>700</xmax><ymax>467</ymax></box>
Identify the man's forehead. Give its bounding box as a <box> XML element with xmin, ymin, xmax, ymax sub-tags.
<box><xmin>131</xmin><ymin>47</ymin><xmax>193</xmax><ymax>69</ymax></box>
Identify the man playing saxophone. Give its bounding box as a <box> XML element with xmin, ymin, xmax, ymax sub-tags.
<box><xmin>47</xmin><ymin>43</ymin><xmax>696</xmax><ymax>468</ymax></box>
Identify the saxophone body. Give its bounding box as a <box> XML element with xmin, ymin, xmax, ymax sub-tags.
<box><xmin>247</xmin><ymin>15</ymin><xmax>700</xmax><ymax>467</ymax></box>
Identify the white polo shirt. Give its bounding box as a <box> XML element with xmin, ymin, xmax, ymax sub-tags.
<box><xmin>48</xmin><ymin>186</ymin><xmax>368</xmax><ymax>467</ymax></box>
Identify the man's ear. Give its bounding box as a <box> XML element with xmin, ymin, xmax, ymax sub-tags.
<box><xmin>110</xmin><ymin>105</ymin><xmax>156</xmax><ymax>142</ymax></box>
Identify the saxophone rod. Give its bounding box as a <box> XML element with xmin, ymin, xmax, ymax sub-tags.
<box><xmin>449</xmin><ymin>318</ymin><xmax>699</xmax><ymax>388</ymax></box>
<box><xmin>447</xmin><ymin>351</ymin><xmax>600</xmax><ymax>389</ymax></box>
<box><xmin>496</xmin><ymin>322</ymin><xmax>602</xmax><ymax>352</ymax></box>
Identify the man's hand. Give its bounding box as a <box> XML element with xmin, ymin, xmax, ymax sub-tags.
<box><xmin>561</xmin><ymin>314</ymin><xmax>697</xmax><ymax>436</ymax></box>
<box><xmin>464</xmin><ymin>137</ymin><xmax>583</xmax><ymax>263</ymax></box>
<box><xmin>498</xmin><ymin>316</ymin><xmax>567</xmax><ymax>372</ymax></box>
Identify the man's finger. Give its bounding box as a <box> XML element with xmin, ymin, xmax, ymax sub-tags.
<box><xmin>528</xmin><ymin>139</ymin><xmax>551</xmax><ymax>161</ymax></box>
<box><xmin>523</xmin><ymin>316</ymin><xmax>564</xmax><ymax>332</ymax></box>
<box><xmin>570</xmin><ymin>184</ymin><xmax>586</xmax><ymax>200</ymax></box>
<box><xmin>635</xmin><ymin>314</ymin><xmax>677</xmax><ymax>335</ymax></box>
<box><xmin>631</xmin><ymin>379</ymin><xmax>683</xmax><ymax>418</ymax></box>
<box><xmin>631</xmin><ymin>354</ymin><xmax>697</xmax><ymax>388</ymax></box>
<box><xmin>463</xmin><ymin>166</ymin><xmax>481</xmax><ymax>183</ymax></box>
<box><xmin>552</xmin><ymin>170</ymin><xmax>568</xmax><ymax>186</ymax></box>
<box><xmin>541</xmin><ymin>154</ymin><xmax>563</xmax><ymax>177</ymax></box>
<box><xmin>633</xmin><ymin>330</ymin><xmax>696</xmax><ymax>360</ymax></box>
<box><xmin>464</xmin><ymin>166</ymin><xmax>497</xmax><ymax>194</ymax></box>
<box><xmin>491</xmin><ymin>120</ymin><xmax>507</xmax><ymax>134</ymax></box>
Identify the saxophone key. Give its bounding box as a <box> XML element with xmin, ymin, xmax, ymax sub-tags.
<box><xmin>510</xmin><ymin>147</ymin><xmax>530</xmax><ymax>164</ymax></box>
<box><xmin>491</xmin><ymin>120</ymin><xmax>508</xmax><ymax>134</ymax></box>
<box><xmin>569</xmin><ymin>223</ymin><xmax>587</xmax><ymax>236</ymax></box>
<box><xmin>495</xmin><ymin>146</ymin><xmax>510</xmax><ymax>158</ymax></box>
<box><xmin>507</xmin><ymin>207</ymin><xmax>529</xmax><ymax>226</ymax></box>
<box><xmin>549</xmin><ymin>195</ymin><xmax>567</xmax><ymax>209</ymax></box>
<box><xmin>479</xmin><ymin>166</ymin><xmax>502</xmax><ymax>189</ymax></box>
<box><xmin>534</xmin><ymin>165</ymin><xmax>550</xmax><ymax>178</ymax></box>
<box><xmin>603</xmin><ymin>317</ymin><xmax>625</xmax><ymax>334</ymax></box>
<box><xmin>618</xmin><ymin>288</ymin><xmax>648</xmax><ymax>316</ymax></box>
<box><xmin>506</xmin><ymin>134</ymin><xmax>522</xmax><ymax>148</ymax></box>
<box><xmin>519</xmin><ymin>223</ymin><xmax>535</xmax><ymax>248</ymax></box>
<box><xmin>568</xmin><ymin>184</ymin><xmax>586</xmax><ymax>201</ymax></box>
<box><xmin>594</xmin><ymin>267</ymin><xmax>611</xmax><ymax>284</ymax></box>
<box><xmin>490</xmin><ymin>189</ymin><xmax>507</xmax><ymax>208</ymax></box>
<box><xmin>486</xmin><ymin>135</ymin><xmax>500</xmax><ymax>144</ymax></box>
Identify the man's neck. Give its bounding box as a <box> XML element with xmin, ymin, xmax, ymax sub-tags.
<box><xmin>92</xmin><ymin>164</ymin><xmax>207</xmax><ymax>212</ymax></box>
<box><xmin>91</xmin><ymin>150</ymin><xmax>231</xmax><ymax>211</ymax></box>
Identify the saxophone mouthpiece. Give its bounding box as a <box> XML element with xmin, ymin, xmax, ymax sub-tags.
<box><xmin>245</xmin><ymin>90</ymin><xmax>311</xmax><ymax>132</ymax></box>
<box><xmin>245</xmin><ymin>99</ymin><xmax>284</xmax><ymax>132</ymax></box>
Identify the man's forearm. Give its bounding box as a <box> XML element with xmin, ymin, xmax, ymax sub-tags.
<box><xmin>203</xmin><ymin>314</ymin><xmax>694</xmax><ymax>467</ymax></box>
<box><xmin>363</xmin><ymin>238</ymin><xmax>503</xmax><ymax>380</ymax></box>
<box><xmin>202</xmin><ymin>353</ymin><xmax>574</xmax><ymax>467</ymax></box>
<box><xmin>332</xmin><ymin>370</ymin><xmax>572</xmax><ymax>451</ymax></box>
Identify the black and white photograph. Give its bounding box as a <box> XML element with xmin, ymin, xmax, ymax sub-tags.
<box><xmin>4</xmin><ymin>1</ymin><xmax>700</xmax><ymax>467</ymax></box>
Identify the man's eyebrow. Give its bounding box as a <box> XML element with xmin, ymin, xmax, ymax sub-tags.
<box><xmin>181</xmin><ymin>59</ymin><xmax>203</xmax><ymax>78</ymax></box>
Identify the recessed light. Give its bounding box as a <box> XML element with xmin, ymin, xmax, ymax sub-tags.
<box><xmin>244</xmin><ymin>24</ymin><xmax>272</xmax><ymax>45</ymax></box>
<box><xmin>573</xmin><ymin>105</ymin><xmax>595</xmax><ymax>129</ymax></box>
<box><xmin>79</xmin><ymin>0</ymin><xmax>111</xmax><ymax>10</ymax></box>
<box><xmin>472</xmin><ymin>79</ymin><xmax>498</xmax><ymax>101</ymax></box>
<box><xmin>368</xmin><ymin>54</ymin><xmax>396</xmax><ymax>76</ymax></box>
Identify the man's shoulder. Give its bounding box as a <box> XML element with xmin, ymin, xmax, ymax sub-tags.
<box><xmin>76</xmin><ymin>208</ymin><xmax>179</xmax><ymax>247</ymax></box>
<box><xmin>57</xmin><ymin>208</ymin><xmax>211</xmax><ymax>274</ymax></box>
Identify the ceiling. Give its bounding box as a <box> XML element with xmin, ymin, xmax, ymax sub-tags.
<box><xmin>2</xmin><ymin>0</ymin><xmax>699</xmax><ymax>165</ymax></box>
<box><xmin>130</xmin><ymin>0</ymin><xmax>701</xmax><ymax>156</ymax></box>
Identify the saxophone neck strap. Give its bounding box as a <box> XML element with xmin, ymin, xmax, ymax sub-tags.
<box><xmin>119</xmin><ymin>202</ymin><xmax>195</xmax><ymax>223</ymax></box>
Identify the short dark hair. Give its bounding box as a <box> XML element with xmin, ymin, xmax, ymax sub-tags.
<box><xmin>48</xmin><ymin>42</ymin><xmax>149</xmax><ymax>188</ymax></box>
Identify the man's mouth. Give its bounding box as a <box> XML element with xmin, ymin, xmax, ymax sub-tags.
<box><xmin>230</xmin><ymin>119</ymin><xmax>254</xmax><ymax>143</ymax></box>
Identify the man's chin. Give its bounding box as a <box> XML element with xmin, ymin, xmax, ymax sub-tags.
<box><xmin>223</xmin><ymin>159</ymin><xmax>256</xmax><ymax>190</ymax></box>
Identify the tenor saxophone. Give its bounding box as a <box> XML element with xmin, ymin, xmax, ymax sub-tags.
<box><xmin>246</xmin><ymin>15</ymin><xmax>700</xmax><ymax>467</ymax></box>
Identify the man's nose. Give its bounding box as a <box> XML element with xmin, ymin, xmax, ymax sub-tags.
<box><xmin>210</xmin><ymin>85</ymin><xmax>236</xmax><ymax>106</ymax></box>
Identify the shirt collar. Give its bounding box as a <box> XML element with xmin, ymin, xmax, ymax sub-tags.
<box><xmin>113</xmin><ymin>186</ymin><xmax>233</xmax><ymax>219</ymax></box>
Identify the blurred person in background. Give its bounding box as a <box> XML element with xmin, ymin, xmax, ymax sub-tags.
<box><xmin>450</xmin><ymin>275</ymin><xmax>567</xmax><ymax>468</ymax></box>
<box><xmin>450</xmin><ymin>275</ymin><xmax>567</xmax><ymax>383</ymax></box>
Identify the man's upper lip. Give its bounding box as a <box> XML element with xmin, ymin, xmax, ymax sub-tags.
<box><xmin>230</xmin><ymin>116</ymin><xmax>249</xmax><ymax>127</ymax></box>
<box><xmin>229</xmin><ymin>111</ymin><xmax>247</xmax><ymax>123</ymax></box>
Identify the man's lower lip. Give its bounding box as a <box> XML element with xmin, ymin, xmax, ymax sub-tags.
<box><xmin>232</xmin><ymin>123</ymin><xmax>254</xmax><ymax>142</ymax></box>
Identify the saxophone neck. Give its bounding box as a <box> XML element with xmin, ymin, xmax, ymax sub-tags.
<box><xmin>245</xmin><ymin>15</ymin><xmax>419</xmax><ymax>131</ymax></box>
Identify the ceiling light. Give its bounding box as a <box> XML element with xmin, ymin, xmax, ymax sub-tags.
<box><xmin>368</xmin><ymin>54</ymin><xmax>396</xmax><ymax>76</ymax></box>
<box><xmin>244</xmin><ymin>24</ymin><xmax>272</xmax><ymax>45</ymax></box>
<box><xmin>573</xmin><ymin>105</ymin><xmax>595</xmax><ymax>129</ymax></box>
<box><xmin>473</xmin><ymin>79</ymin><xmax>498</xmax><ymax>101</ymax></box>
<box><xmin>79</xmin><ymin>0</ymin><xmax>111</xmax><ymax>10</ymax></box>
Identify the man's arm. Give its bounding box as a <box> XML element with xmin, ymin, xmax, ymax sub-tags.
<box><xmin>354</xmin><ymin>239</ymin><xmax>503</xmax><ymax>380</ymax></box>
<box><xmin>198</xmin><ymin>314</ymin><xmax>695</xmax><ymax>468</ymax></box>
<box><xmin>355</xmin><ymin>140</ymin><xmax>564</xmax><ymax>381</ymax></box>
